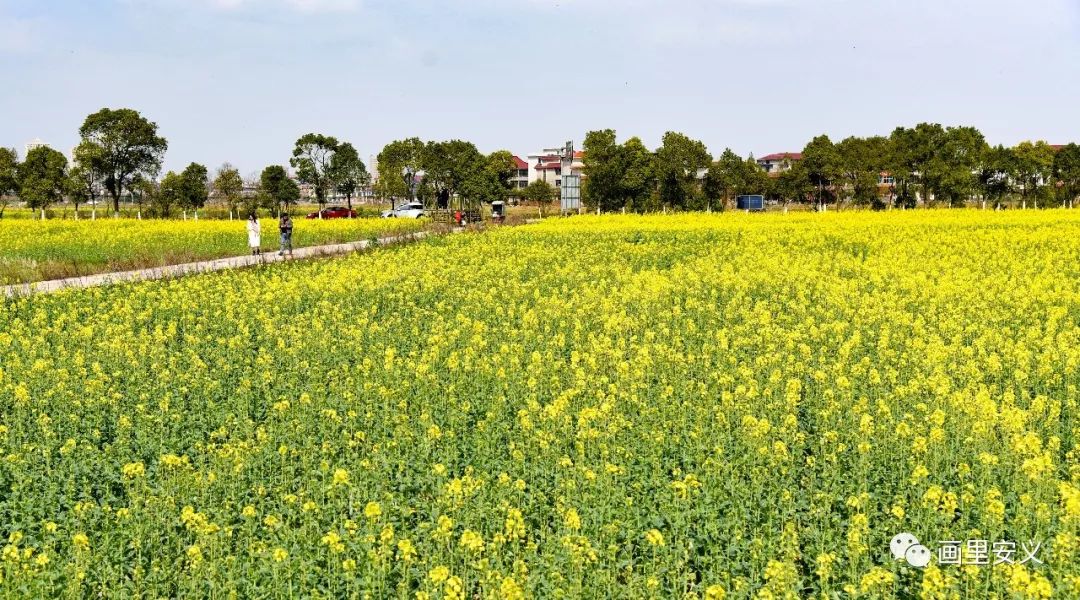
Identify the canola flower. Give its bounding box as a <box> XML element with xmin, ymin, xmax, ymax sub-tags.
<box><xmin>0</xmin><ymin>210</ymin><xmax>1079</xmax><ymax>597</ymax></box>
<box><xmin>0</xmin><ymin>216</ymin><xmax>425</xmax><ymax>284</ymax></box>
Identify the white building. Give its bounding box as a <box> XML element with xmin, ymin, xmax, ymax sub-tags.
<box><xmin>24</xmin><ymin>138</ymin><xmax>49</xmax><ymax>155</ymax></box>
<box><xmin>527</xmin><ymin>148</ymin><xmax>585</xmax><ymax>188</ymax></box>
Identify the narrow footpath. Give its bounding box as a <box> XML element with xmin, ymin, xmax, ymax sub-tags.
<box><xmin>2</xmin><ymin>230</ymin><xmax>436</xmax><ymax>298</ymax></box>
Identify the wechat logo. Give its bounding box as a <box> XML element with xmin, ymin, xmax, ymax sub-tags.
<box><xmin>890</xmin><ymin>532</ymin><xmax>931</xmax><ymax>568</ymax></box>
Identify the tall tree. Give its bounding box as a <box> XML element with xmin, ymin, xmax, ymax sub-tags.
<box><xmin>78</xmin><ymin>108</ymin><xmax>167</xmax><ymax>216</ymax></box>
<box><xmin>156</xmin><ymin>172</ymin><xmax>184</xmax><ymax>218</ymax></box>
<box><xmin>423</xmin><ymin>140</ymin><xmax>486</xmax><ymax>206</ymax></box>
<box><xmin>928</xmin><ymin>126</ymin><xmax>987</xmax><ymax>207</ymax></box>
<box><xmin>329</xmin><ymin>142</ymin><xmax>369</xmax><ymax>211</ymax></box>
<box><xmin>704</xmin><ymin>148</ymin><xmax>744</xmax><ymax>210</ymax></box>
<box><xmin>774</xmin><ymin>160</ymin><xmax>814</xmax><ymax>210</ymax></box>
<box><xmin>66</xmin><ymin>141</ymin><xmax>105</xmax><ymax>220</ymax></box>
<box><xmin>130</xmin><ymin>175</ymin><xmax>157</xmax><ymax>218</ymax></box>
<box><xmin>1011</xmin><ymin>141</ymin><xmax>1055</xmax><ymax>208</ymax></box>
<box><xmin>1053</xmin><ymin>143</ymin><xmax>1080</xmax><ymax>208</ymax></box>
<box><xmin>888</xmin><ymin>124</ymin><xmax>944</xmax><ymax>207</ymax></box>
<box><xmin>581</xmin><ymin>129</ymin><xmax>625</xmax><ymax>213</ymax></box>
<box><xmin>375</xmin><ymin>137</ymin><xmax>424</xmax><ymax>202</ymax></box>
<box><xmin>0</xmin><ymin>147</ymin><xmax>17</xmax><ymax>219</ymax></box>
<box><xmin>836</xmin><ymin>136</ymin><xmax>889</xmax><ymax>207</ymax></box>
<box><xmin>259</xmin><ymin>165</ymin><xmax>300</xmax><ymax>214</ymax></box>
<box><xmin>655</xmin><ymin>131</ymin><xmax>710</xmax><ymax>210</ymax></box>
<box><xmin>978</xmin><ymin>145</ymin><xmax>1014</xmax><ymax>210</ymax></box>
<box><xmin>801</xmin><ymin>135</ymin><xmax>841</xmax><ymax>209</ymax></box>
<box><xmin>179</xmin><ymin>162</ymin><xmax>209</xmax><ymax>219</ymax></box>
<box><xmin>212</xmin><ymin>163</ymin><xmax>245</xmax><ymax>219</ymax></box>
<box><xmin>461</xmin><ymin>150</ymin><xmax>516</xmax><ymax>204</ymax></box>
<box><xmin>290</xmin><ymin>133</ymin><xmax>340</xmax><ymax>215</ymax></box>
<box><xmin>18</xmin><ymin>146</ymin><xmax>68</xmax><ymax>219</ymax></box>
<box><xmin>620</xmin><ymin>137</ymin><xmax>656</xmax><ymax>212</ymax></box>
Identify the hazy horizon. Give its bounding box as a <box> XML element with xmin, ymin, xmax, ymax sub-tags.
<box><xmin>2</xmin><ymin>0</ymin><xmax>1078</xmax><ymax>176</ymax></box>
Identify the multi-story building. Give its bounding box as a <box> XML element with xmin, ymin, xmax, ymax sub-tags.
<box><xmin>757</xmin><ymin>152</ymin><xmax>802</xmax><ymax>174</ymax></box>
<box><xmin>24</xmin><ymin>138</ymin><xmax>48</xmax><ymax>155</ymax></box>
<box><xmin>527</xmin><ymin>149</ymin><xmax>585</xmax><ymax>188</ymax></box>
<box><xmin>509</xmin><ymin>156</ymin><xmax>529</xmax><ymax>189</ymax></box>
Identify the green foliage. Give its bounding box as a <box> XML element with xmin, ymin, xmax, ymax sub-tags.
<box><xmin>17</xmin><ymin>146</ymin><xmax>68</xmax><ymax>214</ymax></box>
<box><xmin>836</xmin><ymin>136</ymin><xmax>889</xmax><ymax>207</ymax></box>
<box><xmin>212</xmin><ymin>164</ymin><xmax>245</xmax><ymax>214</ymax></box>
<box><xmin>0</xmin><ymin>147</ymin><xmax>18</xmax><ymax>218</ymax></box>
<box><xmin>329</xmin><ymin>142</ymin><xmax>369</xmax><ymax>209</ymax></box>
<box><xmin>705</xmin><ymin>149</ymin><xmax>768</xmax><ymax>209</ymax></box>
<box><xmin>1011</xmin><ymin>140</ymin><xmax>1056</xmax><ymax>207</ymax></box>
<box><xmin>655</xmin><ymin>131</ymin><xmax>710</xmax><ymax>210</ymax></box>
<box><xmin>801</xmin><ymin>135</ymin><xmax>841</xmax><ymax>207</ymax></box>
<box><xmin>180</xmin><ymin>162</ymin><xmax>209</xmax><ymax>212</ymax></box>
<box><xmin>258</xmin><ymin>165</ymin><xmax>300</xmax><ymax>214</ymax></box>
<box><xmin>156</xmin><ymin>171</ymin><xmax>184</xmax><ymax>217</ymax></box>
<box><xmin>1053</xmin><ymin>143</ymin><xmax>1080</xmax><ymax>207</ymax></box>
<box><xmin>78</xmin><ymin>107</ymin><xmax>167</xmax><ymax>214</ymax></box>
<box><xmin>522</xmin><ymin>179</ymin><xmax>556</xmax><ymax>205</ymax></box>
<box><xmin>290</xmin><ymin>133</ymin><xmax>340</xmax><ymax>207</ymax></box>
<box><xmin>375</xmin><ymin>137</ymin><xmax>424</xmax><ymax>200</ymax></box>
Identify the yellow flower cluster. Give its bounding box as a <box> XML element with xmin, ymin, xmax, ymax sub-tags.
<box><xmin>2</xmin><ymin>210</ymin><xmax>1080</xmax><ymax>597</ymax></box>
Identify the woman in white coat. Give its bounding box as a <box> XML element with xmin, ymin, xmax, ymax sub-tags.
<box><xmin>247</xmin><ymin>213</ymin><xmax>262</xmax><ymax>255</ymax></box>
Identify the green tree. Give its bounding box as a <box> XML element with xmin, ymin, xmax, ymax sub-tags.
<box><xmin>522</xmin><ymin>178</ymin><xmax>557</xmax><ymax>215</ymax></box>
<box><xmin>1011</xmin><ymin>140</ymin><xmax>1055</xmax><ymax>208</ymax></box>
<box><xmin>978</xmin><ymin>145</ymin><xmax>1014</xmax><ymax>210</ymax></box>
<box><xmin>928</xmin><ymin>126</ymin><xmax>986</xmax><ymax>207</ymax></box>
<box><xmin>78</xmin><ymin>108</ymin><xmax>167</xmax><ymax>216</ymax></box>
<box><xmin>888</xmin><ymin>123</ymin><xmax>945</xmax><ymax>206</ymax></box>
<box><xmin>130</xmin><ymin>175</ymin><xmax>157</xmax><ymax>218</ymax></box>
<box><xmin>704</xmin><ymin>148</ymin><xmax>743</xmax><ymax>210</ymax></box>
<box><xmin>0</xmin><ymin>147</ymin><xmax>18</xmax><ymax>219</ymax></box>
<box><xmin>1053</xmin><ymin>143</ymin><xmax>1080</xmax><ymax>208</ymax></box>
<box><xmin>259</xmin><ymin>165</ymin><xmax>301</xmax><ymax>214</ymax></box>
<box><xmin>620</xmin><ymin>137</ymin><xmax>656</xmax><ymax>212</ymax></box>
<box><xmin>18</xmin><ymin>146</ymin><xmax>68</xmax><ymax>219</ymax></box>
<box><xmin>655</xmin><ymin>131</ymin><xmax>710</xmax><ymax>211</ymax></box>
<box><xmin>581</xmin><ymin>129</ymin><xmax>624</xmax><ymax>212</ymax></box>
<box><xmin>423</xmin><ymin>140</ymin><xmax>482</xmax><ymax>206</ymax></box>
<box><xmin>773</xmin><ymin>160</ymin><xmax>814</xmax><ymax>210</ymax></box>
<box><xmin>461</xmin><ymin>150</ymin><xmax>517</xmax><ymax>205</ymax></box>
<box><xmin>801</xmin><ymin>135</ymin><xmax>841</xmax><ymax>209</ymax></box>
<box><xmin>66</xmin><ymin>141</ymin><xmax>105</xmax><ymax>220</ymax></box>
<box><xmin>212</xmin><ymin>163</ymin><xmax>245</xmax><ymax>219</ymax></box>
<box><xmin>290</xmin><ymin>133</ymin><xmax>340</xmax><ymax>215</ymax></box>
<box><xmin>375</xmin><ymin>137</ymin><xmax>424</xmax><ymax>203</ymax></box>
<box><xmin>156</xmin><ymin>171</ymin><xmax>183</xmax><ymax>218</ymax></box>
<box><xmin>329</xmin><ymin>142</ymin><xmax>369</xmax><ymax>211</ymax></box>
<box><xmin>179</xmin><ymin>162</ymin><xmax>209</xmax><ymax>219</ymax></box>
<box><xmin>836</xmin><ymin>136</ymin><xmax>889</xmax><ymax>207</ymax></box>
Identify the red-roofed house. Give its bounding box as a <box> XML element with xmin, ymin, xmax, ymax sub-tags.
<box><xmin>509</xmin><ymin>155</ymin><xmax>529</xmax><ymax>189</ymax></box>
<box><xmin>757</xmin><ymin>152</ymin><xmax>802</xmax><ymax>174</ymax></box>
<box><xmin>527</xmin><ymin>147</ymin><xmax>585</xmax><ymax>188</ymax></box>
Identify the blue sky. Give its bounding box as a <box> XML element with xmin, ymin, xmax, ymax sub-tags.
<box><xmin>2</xmin><ymin>0</ymin><xmax>1078</xmax><ymax>176</ymax></box>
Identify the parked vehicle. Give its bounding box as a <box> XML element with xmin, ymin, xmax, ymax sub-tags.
<box><xmin>306</xmin><ymin>206</ymin><xmax>357</xmax><ymax>219</ymax></box>
<box><xmin>381</xmin><ymin>202</ymin><xmax>425</xmax><ymax>219</ymax></box>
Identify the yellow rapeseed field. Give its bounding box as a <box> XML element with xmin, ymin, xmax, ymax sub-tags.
<box><xmin>1</xmin><ymin>210</ymin><xmax>1079</xmax><ymax>598</ymax></box>
<box><xmin>0</xmin><ymin>217</ymin><xmax>426</xmax><ymax>284</ymax></box>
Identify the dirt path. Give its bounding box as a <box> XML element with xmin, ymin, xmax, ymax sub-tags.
<box><xmin>2</xmin><ymin>231</ymin><xmax>437</xmax><ymax>298</ymax></box>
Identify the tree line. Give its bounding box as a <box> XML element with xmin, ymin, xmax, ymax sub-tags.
<box><xmin>582</xmin><ymin>125</ymin><xmax>1080</xmax><ymax>212</ymax></box>
<box><xmin>0</xmin><ymin>108</ymin><xmax>377</xmax><ymax>220</ymax></box>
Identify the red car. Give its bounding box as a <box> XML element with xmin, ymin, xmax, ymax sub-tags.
<box><xmin>306</xmin><ymin>206</ymin><xmax>357</xmax><ymax>219</ymax></box>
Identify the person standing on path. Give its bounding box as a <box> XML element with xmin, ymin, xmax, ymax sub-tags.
<box><xmin>247</xmin><ymin>213</ymin><xmax>262</xmax><ymax>255</ymax></box>
<box><xmin>279</xmin><ymin>213</ymin><xmax>294</xmax><ymax>257</ymax></box>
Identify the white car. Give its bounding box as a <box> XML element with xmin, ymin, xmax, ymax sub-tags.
<box><xmin>381</xmin><ymin>202</ymin><xmax>425</xmax><ymax>218</ymax></box>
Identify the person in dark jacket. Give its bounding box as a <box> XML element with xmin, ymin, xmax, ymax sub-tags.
<box><xmin>278</xmin><ymin>213</ymin><xmax>294</xmax><ymax>257</ymax></box>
